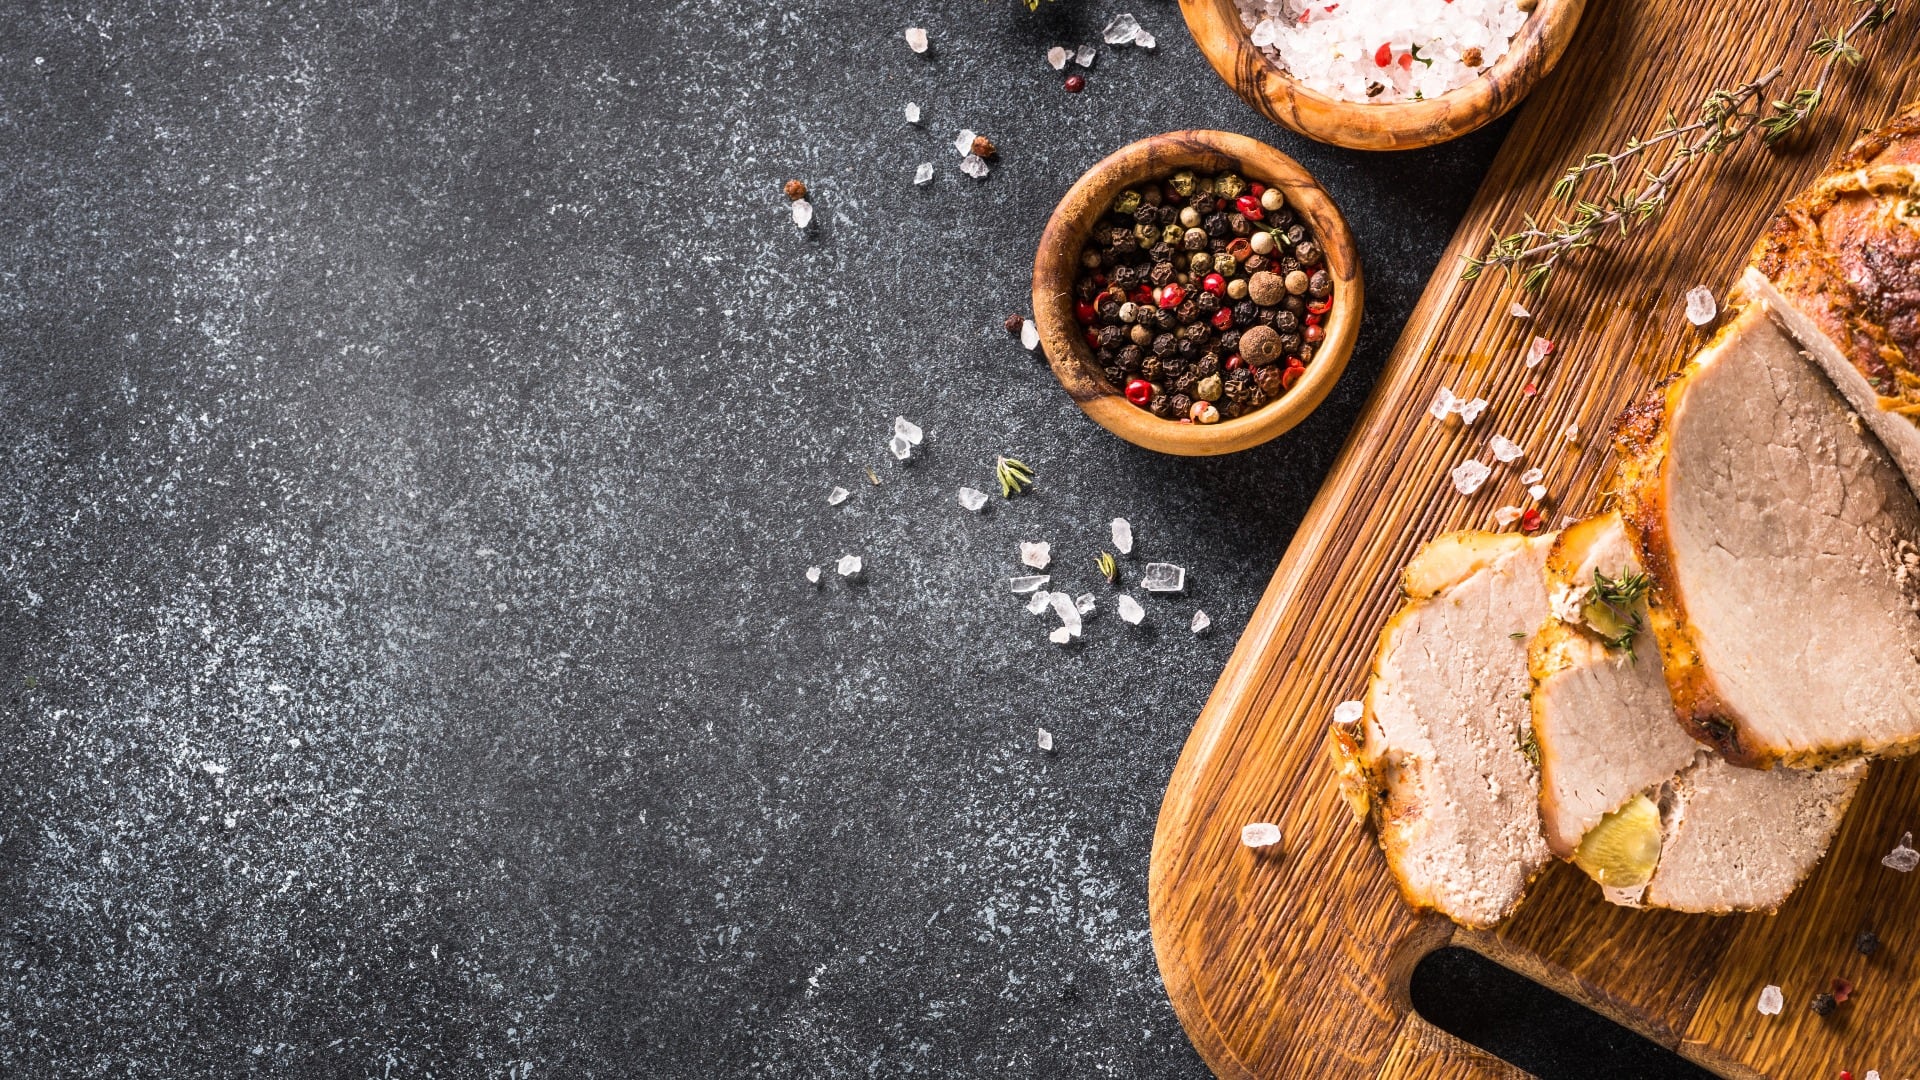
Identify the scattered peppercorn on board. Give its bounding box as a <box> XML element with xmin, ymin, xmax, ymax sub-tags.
<box><xmin>1149</xmin><ymin>3</ymin><xmax>1920</xmax><ymax>1078</ymax></box>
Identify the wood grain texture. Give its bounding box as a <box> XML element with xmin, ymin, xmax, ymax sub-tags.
<box><xmin>1149</xmin><ymin>2</ymin><xmax>1920</xmax><ymax>1077</ymax></box>
<box><xmin>1179</xmin><ymin>0</ymin><xmax>1585</xmax><ymax>151</ymax></box>
<box><xmin>1031</xmin><ymin>131</ymin><xmax>1364</xmax><ymax>456</ymax></box>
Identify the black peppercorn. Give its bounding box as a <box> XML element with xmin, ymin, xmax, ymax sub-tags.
<box><xmin>1095</xmin><ymin>345</ymin><xmax>1117</xmax><ymax>365</ymax></box>
<box><xmin>1171</xmin><ymin>370</ymin><xmax>1198</xmax><ymax>396</ymax></box>
<box><xmin>1151</xmin><ymin>332</ymin><xmax>1177</xmax><ymax>357</ymax></box>
<box><xmin>1168</xmin><ymin>392</ymin><xmax>1193</xmax><ymax>417</ymax></box>
<box><xmin>1150</xmin><ymin>391</ymin><xmax>1177</xmax><ymax>419</ymax></box>
<box><xmin>1175</xmin><ymin>298</ymin><xmax>1199</xmax><ymax>324</ymax></box>
<box><xmin>1856</xmin><ymin>929</ymin><xmax>1881</xmax><ymax>956</ymax></box>
<box><xmin>1193</xmin><ymin>352</ymin><xmax>1220</xmax><ymax>379</ymax></box>
<box><xmin>1098</xmin><ymin>325</ymin><xmax>1125</xmax><ymax>349</ymax></box>
<box><xmin>1109</xmin><ymin>226</ymin><xmax>1133</xmax><ymax>248</ymax></box>
<box><xmin>1180</xmin><ymin>322</ymin><xmax>1210</xmax><ymax>344</ymax></box>
<box><xmin>1205</xmin><ymin>214</ymin><xmax>1230</xmax><ymax>239</ymax></box>
<box><xmin>1150</xmin><ymin>242</ymin><xmax>1176</xmax><ymax>262</ymax></box>
<box><xmin>1253</xmin><ymin>365</ymin><xmax>1282</xmax><ymax>396</ymax></box>
<box><xmin>1109</xmin><ymin>264</ymin><xmax>1136</xmax><ymax>287</ymax></box>
<box><xmin>1229</xmin><ymin>214</ymin><xmax>1253</xmax><ymax>237</ymax></box>
<box><xmin>1140</xmin><ymin>355</ymin><xmax>1163</xmax><ymax>382</ymax></box>
<box><xmin>1132</xmin><ymin>205</ymin><xmax>1158</xmax><ymax>226</ymax></box>
<box><xmin>1284</xmin><ymin>224</ymin><xmax>1307</xmax><ymax>246</ymax></box>
<box><xmin>1279</xmin><ymin>332</ymin><xmax>1303</xmax><ymax>355</ymax></box>
<box><xmin>1119</xmin><ymin>345</ymin><xmax>1144</xmax><ymax>372</ymax></box>
<box><xmin>1098</xmin><ymin>299</ymin><xmax>1121</xmax><ymax>321</ymax></box>
<box><xmin>1244</xmin><ymin>254</ymin><xmax>1270</xmax><ymax>275</ymax></box>
<box><xmin>1195</xmin><ymin>291</ymin><xmax>1221</xmax><ymax>315</ymax></box>
<box><xmin>1811</xmin><ymin>992</ymin><xmax>1836</xmax><ymax>1017</ymax></box>
<box><xmin>1074</xmin><ymin>277</ymin><xmax>1101</xmax><ymax>302</ymax></box>
<box><xmin>1309</xmin><ymin>269</ymin><xmax>1334</xmax><ymax>298</ymax></box>
<box><xmin>1232</xmin><ymin>300</ymin><xmax>1258</xmax><ymax>328</ymax></box>
<box><xmin>1249</xmin><ymin>384</ymin><xmax>1270</xmax><ymax>409</ymax></box>
<box><xmin>1154</xmin><ymin>307</ymin><xmax>1178</xmax><ymax>332</ymax></box>
<box><xmin>1177</xmin><ymin>338</ymin><xmax>1199</xmax><ymax>359</ymax></box>
<box><xmin>1215</xmin><ymin>329</ymin><xmax>1240</xmax><ymax>354</ymax></box>
<box><xmin>1284</xmin><ymin>295</ymin><xmax>1306</xmax><ymax>316</ymax></box>
<box><xmin>1102</xmin><ymin>365</ymin><xmax>1125</xmax><ymax>387</ymax></box>
<box><xmin>1279</xmin><ymin>255</ymin><xmax>1303</xmax><ymax>276</ymax></box>
<box><xmin>1273</xmin><ymin>310</ymin><xmax>1301</xmax><ymax>333</ymax></box>
<box><xmin>1296</xmin><ymin>240</ymin><xmax>1322</xmax><ymax>265</ymax></box>
<box><xmin>1157</xmin><ymin>205</ymin><xmax>1179</xmax><ymax>226</ymax></box>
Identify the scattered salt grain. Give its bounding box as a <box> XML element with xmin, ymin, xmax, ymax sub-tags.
<box><xmin>1493</xmin><ymin>505</ymin><xmax>1523</xmax><ymax>527</ymax></box>
<box><xmin>1191</xmin><ymin>610</ymin><xmax>1211</xmax><ymax>634</ymax></box>
<box><xmin>1009</xmin><ymin>575</ymin><xmax>1050</xmax><ymax>594</ymax></box>
<box><xmin>1076</xmin><ymin>593</ymin><xmax>1096</xmax><ymax>615</ymax></box>
<box><xmin>1562</xmin><ymin>422</ymin><xmax>1580</xmax><ymax>444</ymax></box>
<box><xmin>1527</xmin><ymin>484</ymin><xmax>1548</xmax><ymax>502</ymax></box>
<box><xmin>1241</xmin><ymin>822</ymin><xmax>1282</xmax><ymax>849</ymax></box>
<box><xmin>957</xmin><ymin>486</ymin><xmax>988</xmax><ymax>512</ymax></box>
<box><xmin>1025</xmin><ymin>591</ymin><xmax>1052</xmax><ymax>615</ymax></box>
<box><xmin>1457</xmin><ymin>398</ymin><xmax>1489</xmax><ymax>425</ymax></box>
<box><xmin>889</xmin><ymin>434</ymin><xmax>913</xmax><ymax>460</ymax></box>
<box><xmin>806</xmin><ymin>566</ymin><xmax>822</xmax><ymax>584</ymax></box>
<box><xmin>953</xmin><ymin>128</ymin><xmax>975</xmax><ymax>156</ymax></box>
<box><xmin>1489</xmin><ymin>435</ymin><xmax>1524</xmax><ymax>464</ymax></box>
<box><xmin>904</xmin><ymin>101</ymin><xmax>921</xmax><ymax>123</ymax></box>
<box><xmin>1020</xmin><ymin>541</ymin><xmax>1052</xmax><ymax>569</ymax></box>
<box><xmin>1074</xmin><ymin>44</ymin><xmax>1097</xmax><ymax>67</ymax></box>
<box><xmin>1020</xmin><ymin>318</ymin><xmax>1040</xmax><ymax>351</ymax></box>
<box><xmin>959</xmin><ymin>154</ymin><xmax>990</xmax><ymax>180</ymax></box>
<box><xmin>1685</xmin><ymin>286</ymin><xmax>1718</xmax><ymax>326</ymax></box>
<box><xmin>1116</xmin><ymin>594</ymin><xmax>1145</xmax><ymax>625</ymax></box>
<box><xmin>1051</xmin><ymin>592</ymin><xmax>1083</xmax><ymax>637</ymax></box>
<box><xmin>1429</xmin><ymin>385</ymin><xmax>1459</xmax><ymax>422</ymax></box>
<box><xmin>1510</xmin><ymin>301</ymin><xmax>1532</xmax><ymax>319</ymax></box>
<box><xmin>1864</xmin><ymin>1071</ymin><xmax>1880</xmax><ymax>1080</ymax></box>
<box><xmin>201</xmin><ymin>761</ymin><xmax>228</xmax><ymax>776</ymax></box>
<box><xmin>791</xmin><ymin>199</ymin><xmax>813</xmax><ymax>229</ymax></box>
<box><xmin>914</xmin><ymin>162</ymin><xmax>934</xmax><ymax>185</ymax></box>
<box><xmin>1047</xmin><ymin>45</ymin><xmax>1069</xmax><ymax>70</ymax></box>
<box><xmin>1103</xmin><ymin>13</ymin><xmax>1140</xmax><ymax>44</ymax></box>
<box><xmin>1450</xmin><ymin>459</ymin><xmax>1491</xmax><ymax>496</ymax></box>
<box><xmin>1141</xmin><ymin>562</ymin><xmax>1185</xmax><ymax>593</ymax></box>
<box><xmin>1757</xmin><ymin>985</ymin><xmax>1783</xmax><ymax>1016</ymax></box>
<box><xmin>1526</xmin><ymin>336</ymin><xmax>1554</xmax><ymax>369</ymax></box>
<box><xmin>1519</xmin><ymin>466</ymin><xmax>1544</xmax><ymax>485</ymax></box>
<box><xmin>1884</xmin><ymin>831</ymin><xmax>1919</xmax><ymax>872</ymax></box>
<box><xmin>837</xmin><ymin>554</ymin><xmax>863</xmax><ymax>577</ymax></box>
<box><xmin>828</xmin><ymin>486</ymin><xmax>849</xmax><ymax>505</ymax></box>
<box><xmin>1135</xmin><ymin>29</ymin><xmax>1156</xmax><ymax>48</ymax></box>
<box><xmin>904</xmin><ymin>27</ymin><xmax>928</xmax><ymax>53</ymax></box>
<box><xmin>894</xmin><ymin>416</ymin><xmax>923</xmax><ymax>446</ymax></box>
<box><xmin>1049</xmin><ymin>627</ymin><xmax>1072</xmax><ymax>645</ymax></box>
<box><xmin>1111</xmin><ymin>517</ymin><xmax>1134</xmax><ymax>554</ymax></box>
<box><xmin>1037</xmin><ymin>727</ymin><xmax>1054</xmax><ymax>752</ymax></box>
<box><xmin>1332</xmin><ymin>700</ymin><xmax>1363</xmax><ymax>727</ymax></box>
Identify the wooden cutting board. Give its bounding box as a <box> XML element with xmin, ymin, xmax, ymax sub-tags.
<box><xmin>1150</xmin><ymin>3</ymin><xmax>1920</xmax><ymax>1078</ymax></box>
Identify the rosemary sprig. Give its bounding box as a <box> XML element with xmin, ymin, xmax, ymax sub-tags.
<box><xmin>1461</xmin><ymin>1</ymin><xmax>1896</xmax><ymax>294</ymax></box>
<box><xmin>994</xmin><ymin>455</ymin><xmax>1034</xmax><ymax>497</ymax></box>
<box><xmin>1096</xmin><ymin>551</ymin><xmax>1118</xmax><ymax>584</ymax></box>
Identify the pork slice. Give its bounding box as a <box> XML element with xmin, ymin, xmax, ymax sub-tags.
<box><xmin>1644</xmin><ymin>752</ymin><xmax>1866</xmax><ymax>914</ymax></box>
<box><xmin>1342</xmin><ymin>531</ymin><xmax>1556</xmax><ymax>928</ymax></box>
<box><xmin>1614</xmin><ymin>304</ymin><xmax>1920</xmax><ymax>767</ymax></box>
<box><xmin>1530</xmin><ymin>514</ymin><xmax>1700</xmax><ymax>858</ymax></box>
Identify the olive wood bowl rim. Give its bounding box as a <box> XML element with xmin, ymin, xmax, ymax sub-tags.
<box><xmin>1179</xmin><ymin>0</ymin><xmax>1587</xmax><ymax>152</ymax></box>
<box><xmin>1031</xmin><ymin>130</ymin><xmax>1364</xmax><ymax>457</ymax></box>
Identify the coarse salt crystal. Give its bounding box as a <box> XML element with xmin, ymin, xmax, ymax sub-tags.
<box><xmin>1489</xmin><ymin>435</ymin><xmax>1524</xmax><ymax>464</ymax></box>
<box><xmin>1527</xmin><ymin>484</ymin><xmax>1548</xmax><ymax>502</ymax></box>
<box><xmin>1074</xmin><ymin>44</ymin><xmax>1096</xmax><ymax>67</ymax></box>
<box><xmin>791</xmin><ymin>199</ymin><xmax>813</xmax><ymax>228</ymax></box>
<box><xmin>1009</xmin><ymin>574</ymin><xmax>1050</xmax><ymax>594</ymax></box>
<box><xmin>1526</xmin><ymin>336</ymin><xmax>1554</xmax><ymax>369</ymax></box>
<box><xmin>1519</xmin><ymin>466</ymin><xmax>1544</xmax><ymax>485</ymax></box>
<box><xmin>1116</xmin><ymin>594</ymin><xmax>1145</xmax><ymax>625</ymax></box>
<box><xmin>1134</xmin><ymin>29</ymin><xmax>1155</xmax><ymax>48</ymax></box>
<box><xmin>1238</xmin><ymin>1</ymin><xmax>1527</xmax><ymax>104</ymax></box>
<box><xmin>1076</xmin><ymin>593</ymin><xmax>1096</xmax><ymax>615</ymax></box>
<box><xmin>914</xmin><ymin>162</ymin><xmax>934</xmax><ymax>185</ymax></box>
<box><xmin>806</xmin><ymin>566</ymin><xmax>822</xmax><ymax>584</ymax></box>
<box><xmin>1494</xmin><ymin>505</ymin><xmax>1523</xmax><ymax>527</ymax></box>
<box><xmin>904</xmin><ymin>27</ymin><xmax>928</xmax><ymax>52</ymax></box>
<box><xmin>1110</xmin><ymin>517</ymin><xmax>1134</xmax><ymax>554</ymax></box>
<box><xmin>1332</xmin><ymin>700</ymin><xmax>1363</xmax><ymax>727</ymax></box>
<box><xmin>953</xmin><ymin>128</ymin><xmax>975</xmax><ymax>156</ymax></box>
<box><xmin>1103</xmin><ymin>13</ymin><xmax>1140</xmax><ymax>45</ymax></box>
<box><xmin>1049</xmin><ymin>626</ymin><xmax>1072</xmax><ymax>645</ymax></box>
<box><xmin>1020</xmin><ymin>541</ymin><xmax>1052</xmax><ymax>569</ymax></box>
<box><xmin>837</xmin><ymin>554</ymin><xmax>863</xmax><ymax>577</ymax></box>
<box><xmin>1457</xmin><ymin>398</ymin><xmax>1489</xmax><ymax>425</ymax></box>
<box><xmin>1025</xmin><ymin>590</ymin><xmax>1052</xmax><ymax>615</ymax></box>
<box><xmin>1047</xmin><ymin>46</ymin><xmax>1069</xmax><ymax>70</ymax></box>
<box><xmin>1241</xmin><ymin>822</ymin><xmax>1282</xmax><ymax>849</ymax></box>
<box><xmin>894</xmin><ymin>416</ymin><xmax>923</xmax><ymax>446</ymax></box>
<box><xmin>957</xmin><ymin>486</ymin><xmax>988</xmax><ymax>512</ymax></box>
<box><xmin>959</xmin><ymin>154</ymin><xmax>990</xmax><ymax>180</ymax></box>
<box><xmin>1562</xmin><ymin>422</ymin><xmax>1579</xmax><ymax>444</ymax></box>
<box><xmin>1685</xmin><ymin>286</ymin><xmax>1717</xmax><ymax>326</ymax></box>
<box><xmin>1141</xmin><ymin>562</ymin><xmax>1185</xmax><ymax>593</ymax></box>
<box><xmin>1510</xmin><ymin>301</ymin><xmax>1532</xmax><ymax>319</ymax></box>
<box><xmin>828</xmin><ymin>486</ymin><xmax>849</xmax><ymax>505</ymax></box>
<box><xmin>1451</xmin><ymin>459</ymin><xmax>1491</xmax><ymax>495</ymax></box>
<box><xmin>889</xmin><ymin>434</ymin><xmax>912</xmax><ymax>460</ymax></box>
<box><xmin>1429</xmin><ymin>386</ymin><xmax>1459</xmax><ymax>422</ymax></box>
<box><xmin>1191</xmin><ymin>609</ymin><xmax>1211</xmax><ymax>634</ymax></box>
<box><xmin>1020</xmin><ymin>319</ymin><xmax>1040</xmax><ymax>351</ymax></box>
<box><xmin>904</xmin><ymin>101</ymin><xmax>921</xmax><ymax>123</ymax></box>
<box><xmin>1037</xmin><ymin>727</ymin><xmax>1054</xmax><ymax>752</ymax></box>
<box><xmin>1757</xmin><ymin>985</ymin><xmax>1783</xmax><ymax>1016</ymax></box>
<box><xmin>1884</xmin><ymin>831</ymin><xmax>1919</xmax><ymax>872</ymax></box>
<box><xmin>1051</xmin><ymin>591</ymin><xmax>1083</xmax><ymax>637</ymax></box>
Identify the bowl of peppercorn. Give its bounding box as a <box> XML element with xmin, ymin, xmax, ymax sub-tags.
<box><xmin>1031</xmin><ymin>130</ymin><xmax>1362</xmax><ymax>456</ymax></box>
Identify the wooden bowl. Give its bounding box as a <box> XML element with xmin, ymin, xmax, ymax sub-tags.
<box><xmin>1181</xmin><ymin>0</ymin><xmax>1586</xmax><ymax>151</ymax></box>
<box><xmin>1031</xmin><ymin>130</ymin><xmax>1363</xmax><ymax>457</ymax></box>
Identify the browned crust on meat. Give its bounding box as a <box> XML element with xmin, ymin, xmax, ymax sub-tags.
<box><xmin>1750</xmin><ymin>102</ymin><xmax>1920</xmax><ymax>406</ymax></box>
<box><xmin>1610</xmin><ymin>324</ymin><xmax>1758</xmax><ymax>765</ymax></box>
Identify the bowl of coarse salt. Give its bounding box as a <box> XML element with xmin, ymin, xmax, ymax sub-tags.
<box><xmin>1184</xmin><ymin>0</ymin><xmax>1585</xmax><ymax>151</ymax></box>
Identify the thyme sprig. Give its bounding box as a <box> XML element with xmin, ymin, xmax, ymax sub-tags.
<box><xmin>1588</xmin><ymin>568</ymin><xmax>1652</xmax><ymax>654</ymax></box>
<box><xmin>994</xmin><ymin>455</ymin><xmax>1035</xmax><ymax>498</ymax></box>
<box><xmin>1096</xmin><ymin>551</ymin><xmax>1118</xmax><ymax>584</ymax></box>
<box><xmin>1461</xmin><ymin>0</ymin><xmax>1896</xmax><ymax>294</ymax></box>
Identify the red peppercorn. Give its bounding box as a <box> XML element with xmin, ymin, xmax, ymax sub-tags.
<box><xmin>1398</xmin><ymin>52</ymin><xmax>1413</xmax><ymax>70</ymax></box>
<box><xmin>1374</xmin><ymin>42</ymin><xmax>1393</xmax><ymax>66</ymax></box>
<box><xmin>1520</xmin><ymin>508</ymin><xmax>1543</xmax><ymax>534</ymax></box>
<box><xmin>1307</xmin><ymin>298</ymin><xmax>1333</xmax><ymax>316</ymax></box>
<box><xmin>1201</xmin><ymin>273</ymin><xmax>1226</xmax><ymax>295</ymax></box>
<box><xmin>1085</xmin><ymin>329</ymin><xmax>1101</xmax><ymax>349</ymax></box>
<box><xmin>1124</xmin><ymin>378</ymin><xmax>1153</xmax><ymax>406</ymax></box>
<box><xmin>1074</xmin><ymin>301</ymin><xmax>1097</xmax><ymax>324</ymax></box>
<box><xmin>1226</xmin><ymin>353</ymin><xmax>1245</xmax><ymax>371</ymax></box>
<box><xmin>1064</xmin><ymin>74</ymin><xmax>1086</xmax><ymax>93</ymax></box>
<box><xmin>1235</xmin><ymin>195</ymin><xmax>1265</xmax><ymax>221</ymax></box>
<box><xmin>1280</xmin><ymin>358</ymin><xmax>1306</xmax><ymax>391</ymax></box>
<box><xmin>1210</xmin><ymin>307</ymin><xmax>1233</xmax><ymax>330</ymax></box>
<box><xmin>1522</xmin><ymin>381</ymin><xmax>1539</xmax><ymax>397</ymax></box>
<box><xmin>1831</xmin><ymin>977</ymin><xmax>1854</xmax><ymax>1003</ymax></box>
<box><xmin>1249</xmin><ymin>182</ymin><xmax>1265</xmax><ymax>197</ymax></box>
<box><xmin>1226</xmin><ymin>238</ymin><xmax>1254</xmax><ymax>261</ymax></box>
<box><xmin>1092</xmin><ymin>272</ymin><xmax>1107</xmax><ymax>287</ymax></box>
<box><xmin>1838</xmin><ymin>1072</ymin><xmax>1852</xmax><ymax>1080</ymax></box>
<box><xmin>1130</xmin><ymin>285</ymin><xmax>1154</xmax><ymax>305</ymax></box>
<box><xmin>1305</xmin><ymin>312</ymin><xmax>1322</xmax><ymax>328</ymax></box>
<box><xmin>1305</xmin><ymin>324</ymin><xmax>1324</xmax><ymax>344</ymax></box>
<box><xmin>1158</xmin><ymin>282</ymin><xmax>1186</xmax><ymax>309</ymax></box>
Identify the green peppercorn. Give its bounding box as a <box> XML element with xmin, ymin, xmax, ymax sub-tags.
<box><xmin>1187</xmin><ymin>251</ymin><xmax>1212</xmax><ymax>275</ymax></box>
<box><xmin>1168</xmin><ymin>170</ymin><xmax>1197</xmax><ymax>197</ymax></box>
<box><xmin>1162</xmin><ymin>223</ymin><xmax>1185</xmax><ymax>246</ymax></box>
<box><xmin>1134</xmin><ymin>223</ymin><xmax>1159</xmax><ymax>247</ymax></box>
<box><xmin>1212</xmin><ymin>254</ymin><xmax>1238</xmax><ymax>278</ymax></box>
<box><xmin>1215</xmin><ymin>173</ymin><xmax>1247</xmax><ymax>199</ymax></box>
<box><xmin>1112</xmin><ymin>190</ymin><xmax>1142</xmax><ymax>216</ymax></box>
<box><xmin>1195</xmin><ymin>373</ymin><xmax>1223</xmax><ymax>401</ymax></box>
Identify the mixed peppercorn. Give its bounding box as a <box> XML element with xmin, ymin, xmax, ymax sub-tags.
<box><xmin>1071</xmin><ymin>168</ymin><xmax>1334</xmax><ymax>423</ymax></box>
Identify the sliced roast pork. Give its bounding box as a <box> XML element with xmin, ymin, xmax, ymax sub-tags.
<box><xmin>1330</xmin><ymin>531</ymin><xmax>1556</xmax><ymax>929</ymax></box>
<box><xmin>1744</xmin><ymin>103</ymin><xmax>1920</xmax><ymax>491</ymax></box>
<box><xmin>1614</xmin><ymin>303</ymin><xmax>1920</xmax><ymax>767</ymax></box>
<box><xmin>1530</xmin><ymin>512</ymin><xmax>1868</xmax><ymax>912</ymax></box>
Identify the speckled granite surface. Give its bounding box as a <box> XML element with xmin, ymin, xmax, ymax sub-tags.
<box><xmin>0</xmin><ymin>1</ymin><xmax>1516</xmax><ymax>1076</ymax></box>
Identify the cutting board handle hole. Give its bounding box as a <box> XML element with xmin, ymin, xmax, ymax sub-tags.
<box><xmin>1410</xmin><ymin>947</ymin><xmax>1718</xmax><ymax>1079</ymax></box>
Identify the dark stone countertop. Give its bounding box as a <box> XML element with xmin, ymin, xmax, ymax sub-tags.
<box><xmin>0</xmin><ymin>1</ymin><xmax>1591</xmax><ymax>1076</ymax></box>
